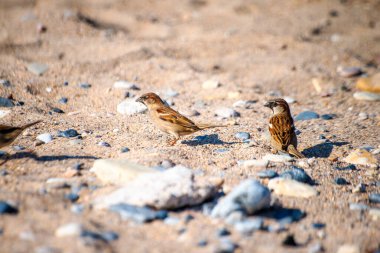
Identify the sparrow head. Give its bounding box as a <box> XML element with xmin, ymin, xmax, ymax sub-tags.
<box><xmin>264</xmin><ymin>98</ymin><xmax>290</xmax><ymax>114</ymax></box>
<box><xmin>136</xmin><ymin>92</ymin><xmax>165</xmax><ymax>107</ymax></box>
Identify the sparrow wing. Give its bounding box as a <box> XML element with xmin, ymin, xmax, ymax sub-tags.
<box><xmin>156</xmin><ymin>107</ymin><xmax>199</xmax><ymax>130</ymax></box>
<box><xmin>269</xmin><ymin>114</ymin><xmax>294</xmax><ymax>149</ymax></box>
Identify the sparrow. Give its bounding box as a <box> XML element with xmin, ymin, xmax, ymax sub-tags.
<box><xmin>0</xmin><ymin>120</ymin><xmax>42</xmax><ymax>149</ymax></box>
<box><xmin>136</xmin><ymin>92</ymin><xmax>224</xmax><ymax>145</ymax></box>
<box><xmin>264</xmin><ymin>98</ymin><xmax>305</xmax><ymax>158</ymax></box>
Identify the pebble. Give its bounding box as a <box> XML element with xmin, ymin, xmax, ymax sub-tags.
<box><xmin>197</xmin><ymin>239</ymin><xmax>208</xmax><ymax>247</ymax></box>
<box><xmin>337</xmin><ymin>66</ymin><xmax>362</xmax><ymax>78</ymax></box>
<box><xmin>109</xmin><ymin>203</ymin><xmax>167</xmax><ymax>223</ymax></box>
<box><xmin>161</xmin><ymin>159</ymin><xmax>175</xmax><ymax>169</ymax></box>
<box><xmin>234</xmin><ymin>218</ymin><xmax>263</xmax><ymax>235</ymax></box>
<box><xmin>163</xmin><ymin>88</ymin><xmax>179</xmax><ymax>98</ymax></box>
<box><xmin>117</xmin><ymin>99</ymin><xmax>147</xmax><ymax>115</ymax></box>
<box><xmin>90</xmin><ymin>159</ymin><xmax>157</xmax><ymax>185</ymax></box>
<box><xmin>58</xmin><ymin>97</ymin><xmax>68</xmax><ymax>104</ymax></box>
<box><xmin>78</xmin><ymin>83</ymin><xmax>91</xmax><ymax>89</ymax></box>
<box><xmin>70</xmin><ymin>204</ymin><xmax>84</xmax><ymax>214</ymax></box>
<box><xmin>344</xmin><ymin>149</ymin><xmax>378</xmax><ymax>167</ymax></box>
<box><xmin>65</xmin><ymin>193</ymin><xmax>79</xmax><ymax>202</ymax></box>
<box><xmin>336</xmin><ymin>244</ymin><xmax>360</xmax><ymax>253</ymax></box>
<box><xmin>334</xmin><ymin>177</ymin><xmax>349</xmax><ymax>185</ymax></box>
<box><xmin>262</xmin><ymin>153</ymin><xmax>294</xmax><ymax>163</ymax></box>
<box><xmin>356</xmin><ymin>73</ymin><xmax>380</xmax><ymax>93</ymax></box>
<box><xmin>308</xmin><ymin>243</ymin><xmax>324</xmax><ymax>253</ymax></box>
<box><xmin>321</xmin><ymin>114</ymin><xmax>336</xmax><ymax>120</ymax></box>
<box><xmin>211</xmin><ymin>180</ymin><xmax>271</xmax><ymax>219</ymax></box>
<box><xmin>358</xmin><ymin>112</ymin><xmax>368</xmax><ymax>120</ymax></box>
<box><xmin>164</xmin><ymin>216</ymin><xmax>180</xmax><ymax>226</ymax></box>
<box><xmin>311</xmin><ymin>223</ymin><xmax>326</xmax><ymax>229</ymax></box>
<box><xmin>235</xmin><ymin>132</ymin><xmax>250</xmax><ymax>141</ymax></box>
<box><xmin>13</xmin><ymin>145</ymin><xmax>25</xmax><ymax>151</ymax></box>
<box><xmin>257</xmin><ymin>170</ymin><xmax>278</xmax><ymax>179</ymax></box>
<box><xmin>97</xmin><ymin>141</ymin><xmax>111</xmax><ymax>147</ymax></box>
<box><xmin>268</xmin><ymin>178</ymin><xmax>318</xmax><ymax>198</ymax></box>
<box><xmin>57</xmin><ymin>129</ymin><xmax>79</xmax><ymax>138</ymax></box>
<box><xmin>50</xmin><ymin>108</ymin><xmax>64</xmax><ymax>114</ymax></box>
<box><xmin>353</xmin><ymin>91</ymin><xmax>380</xmax><ymax>101</ymax></box>
<box><xmin>202</xmin><ymin>80</ymin><xmax>221</xmax><ymax>89</ymax></box>
<box><xmin>0</xmin><ymin>79</ymin><xmax>11</xmax><ymax>87</ymax></box>
<box><xmin>232</xmin><ymin>100</ymin><xmax>256</xmax><ymax>108</ymax></box>
<box><xmin>349</xmin><ymin>203</ymin><xmax>368</xmax><ymax>211</ymax></box>
<box><xmin>99</xmin><ymin>231</ymin><xmax>119</xmax><ymax>242</ymax></box>
<box><xmin>0</xmin><ymin>169</ymin><xmax>9</xmax><ymax>176</ymax></box>
<box><xmin>369</xmin><ymin>193</ymin><xmax>380</xmax><ymax>203</ymax></box>
<box><xmin>238</xmin><ymin>159</ymin><xmax>269</xmax><ymax>168</ymax></box>
<box><xmin>352</xmin><ymin>183</ymin><xmax>366</xmax><ymax>193</ymax></box>
<box><xmin>215</xmin><ymin>108</ymin><xmax>239</xmax><ymax>118</ymax></box>
<box><xmin>183</xmin><ymin>214</ymin><xmax>194</xmax><ymax>223</ymax></box>
<box><xmin>113</xmin><ymin>81</ymin><xmax>140</xmax><ymax>90</ymax></box>
<box><xmin>0</xmin><ymin>97</ymin><xmax>15</xmax><ymax>107</ymax></box>
<box><xmin>120</xmin><ymin>147</ymin><xmax>130</xmax><ymax>153</ymax></box>
<box><xmin>216</xmin><ymin>228</ymin><xmax>230</xmax><ymax>237</ymax></box>
<box><xmin>295</xmin><ymin>111</ymin><xmax>320</xmax><ymax>121</ymax></box>
<box><xmin>0</xmin><ymin>201</ymin><xmax>18</xmax><ymax>215</ymax></box>
<box><xmin>45</xmin><ymin>178</ymin><xmax>70</xmax><ymax>189</ymax></box>
<box><xmin>37</xmin><ymin>133</ymin><xmax>53</xmax><ymax>144</ymax></box>
<box><xmin>215</xmin><ymin>148</ymin><xmax>230</xmax><ymax>154</ymax></box>
<box><xmin>27</xmin><ymin>62</ymin><xmax>48</xmax><ymax>76</ymax></box>
<box><xmin>55</xmin><ymin>223</ymin><xmax>83</xmax><ymax>237</ymax></box>
<box><xmin>280</xmin><ymin>167</ymin><xmax>313</xmax><ymax>184</ymax></box>
<box><xmin>214</xmin><ymin>238</ymin><xmax>237</xmax><ymax>253</ymax></box>
<box><xmin>0</xmin><ymin>110</ymin><xmax>10</xmax><ymax>118</ymax></box>
<box><xmin>284</xmin><ymin>96</ymin><xmax>296</xmax><ymax>104</ymax></box>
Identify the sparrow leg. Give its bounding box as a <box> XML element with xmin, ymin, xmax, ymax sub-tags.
<box><xmin>168</xmin><ymin>138</ymin><xmax>179</xmax><ymax>146</ymax></box>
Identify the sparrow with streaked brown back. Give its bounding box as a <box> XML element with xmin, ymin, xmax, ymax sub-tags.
<box><xmin>0</xmin><ymin>120</ymin><xmax>42</xmax><ymax>149</ymax></box>
<box><xmin>136</xmin><ymin>92</ymin><xmax>224</xmax><ymax>145</ymax></box>
<box><xmin>264</xmin><ymin>98</ymin><xmax>305</xmax><ymax>158</ymax></box>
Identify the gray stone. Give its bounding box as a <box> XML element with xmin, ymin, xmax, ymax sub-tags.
<box><xmin>117</xmin><ymin>99</ymin><xmax>147</xmax><ymax>115</ymax></box>
<box><xmin>295</xmin><ymin>111</ymin><xmax>320</xmax><ymax>121</ymax></box>
<box><xmin>163</xmin><ymin>88</ymin><xmax>179</xmax><ymax>98</ymax></box>
<box><xmin>349</xmin><ymin>203</ymin><xmax>368</xmax><ymax>211</ymax></box>
<box><xmin>215</xmin><ymin>108</ymin><xmax>239</xmax><ymax>118</ymax></box>
<box><xmin>97</xmin><ymin>141</ymin><xmax>111</xmax><ymax>147</ymax></box>
<box><xmin>58</xmin><ymin>97</ymin><xmax>68</xmax><ymax>104</ymax></box>
<box><xmin>262</xmin><ymin>153</ymin><xmax>294</xmax><ymax>163</ymax></box>
<box><xmin>211</xmin><ymin>180</ymin><xmax>271</xmax><ymax>219</ymax></box>
<box><xmin>214</xmin><ymin>238</ymin><xmax>237</xmax><ymax>253</ymax></box>
<box><xmin>0</xmin><ymin>201</ymin><xmax>18</xmax><ymax>215</ymax></box>
<box><xmin>337</xmin><ymin>66</ymin><xmax>362</xmax><ymax>78</ymax></box>
<box><xmin>27</xmin><ymin>62</ymin><xmax>48</xmax><ymax>76</ymax></box>
<box><xmin>257</xmin><ymin>170</ymin><xmax>278</xmax><ymax>179</ymax></box>
<box><xmin>268</xmin><ymin>178</ymin><xmax>318</xmax><ymax>198</ymax></box>
<box><xmin>353</xmin><ymin>92</ymin><xmax>380</xmax><ymax>101</ymax></box>
<box><xmin>284</xmin><ymin>96</ymin><xmax>296</xmax><ymax>104</ymax></box>
<box><xmin>109</xmin><ymin>203</ymin><xmax>167</xmax><ymax>223</ymax></box>
<box><xmin>0</xmin><ymin>80</ymin><xmax>11</xmax><ymax>87</ymax></box>
<box><xmin>235</xmin><ymin>132</ymin><xmax>250</xmax><ymax>140</ymax></box>
<box><xmin>369</xmin><ymin>193</ymin><xmax>380</xmax><ymax>203</ymax></box>
<box><xmin>0</xmin><ymin>97</ymin><xmax>14</xmax><ymax>107</ymax></box>
<box><xmin>57</xmin><ymin>129</ymin><xmax>79</xmax><ymax>138</ymax></box>
<box><xmin>234</xmin><ymin>218</ymin><xmax>263</xmax><ymax>235</ymax></box>
<box><xmin>233</xmin><ymin>100</ymin><xmax>256</xmax><ymax>108</ymax></box>
<box><xmin>78</xmin><ymin>83</ymin><xmax>91</xmax><ymax>89</ymax></box>
<box><xmin>280</xmin><ymin>167</ymin><xmax>313</xmax><ymax>184</ymax></box>
<box><xmin>37</xmin><ymin>133</ymin><xmax>53</xmax><ymax>144</ymax></box>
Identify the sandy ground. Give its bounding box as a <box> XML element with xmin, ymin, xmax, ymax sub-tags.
<box><xmin>0</xmin><ymin>0</ymin><xmax>379</xmax><ymax>252</ymax></box>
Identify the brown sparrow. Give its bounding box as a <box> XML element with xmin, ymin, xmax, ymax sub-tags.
<box><xmin>136</xmin><ymin>92</ymin><xmax>224</xmax><ymax>145</ymax></box>
<box><xmin>264</xmin><ymin>98</ymin><xmax>305</xmax><ymax>158</ymax></box>
<box><xmin>0</xmin><ymin>120</ymin><xmax>42</xmax><ymax>149</ymax></box>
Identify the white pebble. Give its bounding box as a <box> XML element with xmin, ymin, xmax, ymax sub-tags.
<box><xmin>117</xmin><ymin>99</ymin><xmax>147</xmax><ymax>115</ymax></box>
<box><xmin>202</xmin><ymin>80</ymin><xmax>221</xmax><ymax>89</ymax></box>
<box><xmin>55</xmin><ymin>223</ymin><xmax>83</xmax><ymax>237</ymax></box>
<box><xmin>36</xmin><ymin>133</ymin><xmax>53</xmax><ymax>144</ymax></box>
<box><xmin>113</xmin><ymin>80</ymin><xmax>139</xmax><ymax>90</ymax></box>
<box><xmin>215</xmin><ymin>108</ymin><xmax>239</xmax><ymax>118</ymax></box>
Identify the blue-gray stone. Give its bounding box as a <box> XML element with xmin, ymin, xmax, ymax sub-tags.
<box><xmin>71</xmin><ymin>204</ymin><xmax>84</xmax><ymax>214</ymax></box>
<box><xmin>13</xmin><ymin>145</ymin><xmax>25</xmax><ymax>151</ymax></box>
<box><xmin>334</xmin><ymin>177</ymin><xmax>349</xmax><ymax>185</ymax></box>
<box><xmin>78</xmin><ymin>83</ymin><xmax>91</xmax><ymax>89</ymax></box>
<box><xmin>100</xmin><ymin>231</ymin><xmax>119</xmax><ymax>242</ymax></box>
<box><xmin>58</xmin><ymin>97</ymin><xmax>68</xmax><ymax>104</ymax></box>
<box><xmin>27</xmin><ymin>62</ymin><xmax>48</xmax><ymax>75</ymax></box>
<box><xmin>214</xmin><ymin>148</ymin><xmax>230</xmax><ymax>154</ymax></box>
<box><xmin>369</xmin><ymin>193</ymin><xmax>380</xmax><ymax>204</ymax></box>
<box><xmin>280</xmin><ymin>167</ymin><xmax>313</xmax><ymax>184</ymax></box>
<box><xmin>72</xmin><ymin>163</ymin><xmax>83</xmax><ymax>171</ymax></box>
<box><xmin>215</xmin><ymin>238</ymin><xmax>237</xmax><ymax>253</ymax></box>
<box><xmin>65</xmin><ymin>193</ymin><xmax>79</xmax><ymax>202</ymax></box>
<box><xmin>51</xmin><ymin>108</ymin><xmax>64</xmax><ymax>113</ymax></box>
<box><xmin>0</xmin><ymin>80</ymin><xmax>11</xmax><ymax>87</ymax></box>
<box><xmin>311</xmin><ymin>223</ymin><xmax>325</xmax><ymax>229</ymax></box>
<box><xmin>164</xmin><ymin>216</ymin><xmax>180</xmax><ymax>225</ymax></box>
<box><xmin>183</xmin><ymin>214</ymin><xmax>194</xmax><ymax>223</ymax></box>
<box><xmin>63</xmin><ymin>81</ymin><xmax>69</xmax><ymax>86</ymax></box>
<box><xmin>295</xmin><ymin>111</ymin><xmax>320</xmax><ymax>121</ymax></box>
<box><xmin>321</xmin><ymin>114</ymin><xmax>337</xmax><ymax>120</ymax></box>
<box><xmin>257</xmin><ymin>170</ymin><xmax>278</xmax><ymax>179</ymax></box>
<box><xmin>98</xmin><ymin>141</ymin><xmax>111</xmax><ymax>147</ymax></box>
<box><xmin>120</xmin><ymin>147</ymin><xmax>130</xmax><ymax>153</ymax></box>
<box><xmin>109</xmin><ymin>203</ymin><xmax>167</xmax><ymax>223</ymax></box>
<box><xmin>161</xmin><ymin>160</ymin><xmax>175</xmax><ymax>169</ymax></box>
<box><xmin>0</xmin><ymin>97</ymin><xmax>14</xmax><ymax>107</ymax></box>
<box><xmin>0</xmin><ymin>201</ymin><xmax>18</xmax><ymax>215</ymax></box>
<box><xmin>235</xmin><ymin>132</ymin><xmax>250</xmax><ymax>140</ymax></box>
<box><xmin>349</xmin><ymin>203</ymin><xmax>368</xmax><ymax>211</ymax></box>
<box><xmin>197</xmin><ymin>239</ymin><xmax>208</xmax><ymax>247</ymax></box>
<box><xmin>234</xmin><ymin>218</ymin><xmax>263</xmax><ymax>235</ymax></box>
<box><xmin>216</xmin><ymin>228</ymin><xmax>230</xmax><ymax>237</ymax></box>
<box><xmin>334</xmin><ymin>165</ymin><xmax>356</xmax><ymax>171</ymax></box>
<box><xmin>57</xmin><ymin>129</ymin><xmax>79</xmax><ymax>138</ymax></box>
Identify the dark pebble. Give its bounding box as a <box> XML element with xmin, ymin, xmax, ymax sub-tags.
<box><xmin>63</xmin><ymin>81</ymin><xmax>69</xmax><ymax>86</ymax></box>
<box><xmin>0</xmin><ymin>97</ymin><xmax>15</xmax><ymax>107</ymax></box>
<box><xmin>321</xmin><ymin>114</ymin><xmax>337</xmax><ymax>120</ymax></box>
<box><xmin>319</xmin><ymin>135</ymin><xmax>326</xmax><ymax>140</ymax></box>
<box><xmin>72</xmin><ymin>163</ymin><xmax>84</xmax><ymax>171</ymax></box>
<box><xmin>100</xmin><ymin>231</ymin><xmax>119</xmax><ymax>242</ymax></box>
<box><xmin>257</xmin><ymin>170</ymin><xmax>278</xmax><ymax>179</ymax></box>
<box><xmin>57</xmin><ymin>129</ymin><xmax>79</xmax><ymax>138</ymax></box>
<box><xmin>184</xmin><ymin>214</ymin><xmax>194</xmax><ymax>223</ymax></box>
<box><xmin>280</xmin><ymin>166</ymin><xmax>313</xmax><ymax>184</ymax></box>
<box><xmin>334</xmin><ymin>177</ymin><xmax>349</xmax><ymax>185</ymax></box>
<box><xmin>369</xmin><ymin>193</ymin><xmax>380</xmax><ymax>204</ymax></box>
<box><xmin>65</xmin><ymin>193</ymin><xmax>79</xmax><ymax>202</ymax></box>
<box><xmin>216</xmin><ymin>228</ymin><xmax>231</xmax><ymax>237</ymax></box>
<box><xmin>0</xmin><ymin>170</ymin><xmax>9</xmax><ymax>176</ymax></box>
<box><xmin>329</xmin><ymin>10</ymin><xmax>339</xmax><ymax>17</ymax></box>
<box><xmin>282</xmin><ymin>234</ymin><xmax>298</xmax><ymax>247</ymax></box>
<box><xmin>311</xmin><ymin>223</ymin><xmax>326</xmax><ymax>229</ymax></box>
<box><xmin>197</xmin><ymin>239</ymin><xmax>208</xmax><ymax>247</ymax></box>
<box><xmin>51</xmin><ymin>108</ymin><xmax>64</xmax><ymax>113</ymax></box>
<box><xmin>0</xmin><ymin>201</ymin><xmax>18</xmax><ymax>215</ymax></box>
<box><xmin>58</xmin><ymin>97</ymin><xmax>68</xmax><ymax>104</ymax></box>
<box><xmin>79</xmin><ymin>83</ymin><xmax>91</xmax><ymax>89</ymax></box>
<box><xmin>120</xmin><ymin>147</ymin><xmax>130</xmax><ymax>153</ymax></box>
<box><xmin>334</xmin><ymin>165</ymin><xmax>356</xmax><ymax>171</ymax></box>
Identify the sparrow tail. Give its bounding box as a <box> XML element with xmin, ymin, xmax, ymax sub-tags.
<box><xmin>197</xmin><ymin>124</ymin><xmax>227</xmax><ymax>130</ymax></box>
<box><xmin>21</xmin><ymin>120</ymin><xmax>42</xmax><ymax>130</ymax></box>
<box><xmin>287</xmin><ymin>145</ymin><xmax>305</xmax><ymax>158</ymax></box>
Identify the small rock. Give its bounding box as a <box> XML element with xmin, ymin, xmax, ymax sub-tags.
<box><xmin>164</xmin><ymin>216</ymin><xmax>180</xmax><ymax>225</ymax></box>
<box><xmin>284</xmin><ymin>96</ymin><xmax>296</xmax><ymax>104</ymax></box>
<box><xmin>352</xmin><ymin>183</ymin><xmax>366</xmax><ymax>193</ymax></box>
<box><xmin>282</xmin><ymin>234</ymin><xmax>299</xmax><ymax>247</ymax></box>
<box><xmin>336</xmin><ymin>244</ymin><xmax>360</xmax><ymax>253</ymax></box>
<box><xmin>58</xmin><ymin>97</ymin><xmax>68</xmax><ymax>104</ymax></box>
<box><xmin>90</xmin><ymin>159</ymin><xmax>157</xmax><ymax>185</ymax></box>
<box><xmin>358</xmin><ymin>112</ymin><xmax>368</xmax><ymax>120</ymax></box>
<box><xmin>268</xmin><ymin>178</ymin><xmax>318</xmax><ymax>198</ymax></box>
<box><xmin>235</xmin><ymin>132</ymin><xmax>250</xmax><ymax>140</ymax></box>
<box><xmin>109</xmin><ymin>203</ymin><xmax>167</xmax><ymax>223</ymax></box>
<box><xmin>98</xmin><ymin>231</ymin><xmax>119</xmax><ymax>242</ymax></box>
<box><xmin>257</xmin><ymin>170</ymin><xmax>278</xmax><ymax>179</ymax></box>
<box><xmin>214</xmin><ymin>238</ymin><xmax>237</xmax><ymax>253</ymax></box>
<box><xmin>161</xmin><ymin>159</ymin><xmax>175</xmax><ymax>169</ymax></box>
<box><xmin>202</xmin><ymin>80</ymin><xmax>221</xmax><ymax>89</ymax></box>
<box><xmin>57</xmin><ymin>129</ymin><xmax>79</xmax><ymax>138</ymax></box>
<box><xmin>97</xmin><ymin>141</ymin><xmax>110</xmax><ymax>147</ymax></box>
<box><xmin>337</xmin><ymin>66</ymin><xmax>362</xmax><ymax>78</ymax></box>
<box><xmin>27</xmin><ymin>62</ymin><xmax>48</xmax><ymax>76</ymax></box>
<box><xmin>113</xmin><ymin>81</ymin><xmax>140</xmax><ymax>90</ymax></box>
<box><xmin>262</xmin><ymin>153</ymin><xmax>294</xmax><ymax>163</ymax></box>
<box><xmin>45</xmin><ymin>178</ymin><xmax>70</xmax><ymax>189</ymax></box>
<box><xmin>234</xmin><ymin>218</ymin><xmax>263</xmax><ymax>235</ymax></box>
<box><xmin>353</xmin><ymin>91</ymin><xmax>380</xmax><ymax>101</ymax></box>
<box><xmin>349</xmin><ymin>203</ymin><xmax>368</xmax><ymax>211</ymax></box>
<box><xmin>78</xmin><ymin>83</ymin><xmax>91</xmax><ymax>89</ymax></box>
<box><xmin>311</xmin><ymin>223</ymin><xmax>326</xmax><ymax>230</ymax></box>
<box><xmin>369</xmin><ymin>193</ymin><xmax>380</xmax><ymax>203</ymax></box>
<box><xmin>295</xmin><ymin>111</ymin><xmax>320</xmax><ymax>121</ymax></box>
<box><xmin>0</xmin><ymin>169</ymin><xmax>9</xmax><ymax>176</ymax></box>
<box><xmin>216</xmin><ymin>228</ymin><xmax>230</xmax><ymax>237</ymax></box>
<box><xmin>51</xmin><ymin>108</ymin><xmax>64</xmax><ymax>114</ymax></box>
<box><xmin>280</xmin><ymin>167</ymin><xmax>313</xmax><ymax>184</ymax></box>
<box><xmin>120</xmin><ymin>147</ymin><xmax>130</xmax><ymax>153</ymax></box>
<box><xmin>321</xmin><ymin>114</ymin><xmax>337</xmax><ymax>120</ymax></box>
<box><xmin>163</xmin><ymin>88</ymin><xmax>179</xmax><ymax>98</ymax></box>
<box><xmin>71</xmin><ymin>204</ymin><xmax>84</xmax><ymax>214</ymax></box>
<box><xmin>197</xmin><ymin>239</ymin><xmax>208</xmax><ymax>247</ymax></box>
<box><xmin>356</xmin><ymin>73</ymin><xmax>380</xmax><ymax>93</ymax></box>
<box><xmin>0</xmin><ymin>80</ymin><xmax>11</xmax><ymax>87</ymax></box>
<box><xmin>13</xmin><ymin>145</ymin><xmax>25</xmax><ymax>151</ymax></box>
<box><xmin>344</xmin><ymin>149</ymin><xmax>378</xmax><ymax>167</ymax></box>
<box><xmin>238</xmin><ymin>159</ymin><xmax>269</xmax><ymax>168</ymax></box>
<box><xmin>334</xmin><ymin>177</ymin><xmax>349</xmax><ymax>185</ymax></box>
<box><xmin>215</xmin><ymin>108</ymin><xmax>239</xmax><ymax>118</ymax></box>
<box><xmin>211</xmin><ymin>180</ymin><xmax>271</xmax><ymax>219</ymax></box>
<box><xmin>214</xmin><ymin>148</ymin><xmax>230</xmax><ymax>154</ymax></box>
<box><xmin>55</xmin><ymin>223</ymin><xmax>83</xmax><ymax>237</ymax></box>
<box><xmin>0</xmin><ymin>97</ymin><xmax>15</xmax><ymax>107</ymax></box>
<box><xmin>37</xmin><ymin>133</ymin><xmax>53</xmax><ymax>144</ymax></box>
<box><xmin>233</xmin><ymin>100</ymin><xmax>256</xmax><ymax>109</ymax></box>
<box><xmin>0</xmin><ymin>201</ymin><xmax>18</xmax><ymax>215</ymax></box>
<box><xmin>117</xmin><ymin>99</ymin><xmax>147</xmax><ymax>115</ymax></box>
<box><xmin>65</xmin><ymin>193</ymin><xmax>79</xmax><ymax>202</ymax></box>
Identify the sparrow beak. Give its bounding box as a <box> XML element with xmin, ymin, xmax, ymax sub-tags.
<box><xmin>136</xmin><ymin>97</ymin><xmax>144</xmax><ymax>104</ymax></box>
<box><xmin>264</xmin><ymin>101</ymin><xmax>273</xmax><ymax>108</ymax></box>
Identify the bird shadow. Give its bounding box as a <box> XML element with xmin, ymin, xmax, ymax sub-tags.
<box><xmin>302</xmin><ymin>141</ymin><xmax>349</xmax><ymax>158</ymax></box>
<box><xmin>0</xmin><ymin>151</ymin><xmax>98</xmax><ymax>162</ymax></box>
<box><xmin>181</xmin><ymin>134</ymin><xmax>239</xmax><ymax>146</ymax></box>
